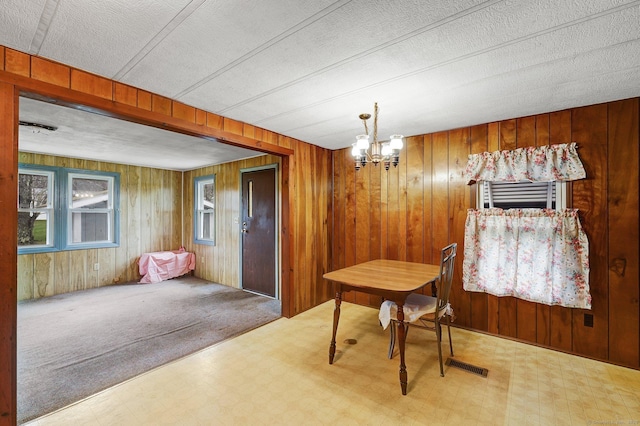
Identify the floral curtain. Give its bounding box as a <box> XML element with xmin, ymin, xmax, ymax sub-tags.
<box><xmin>464</xmin><ymin>142</ymin><xmax>586</xmax><ymax>185</ymax></box>
<box><xmin>462</xmin><ymin>208</ymin><xmax>591</xmax><ymax>309</ymax></box>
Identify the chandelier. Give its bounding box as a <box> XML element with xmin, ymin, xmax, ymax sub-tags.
<box><xmin>351</xmin><ymin>102</ymin><xmax>403</xmax><ymax>171</ymax></box>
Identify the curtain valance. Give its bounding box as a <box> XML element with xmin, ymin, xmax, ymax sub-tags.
<box><xmin>462</xmin><ymin>208</ymin><xmax>591</xmax><ymax>309</ymax></box>
<box><xmin>463</xmin><ymin>142</ymin><xmax>586</xmax><ymax>185</ymax></box>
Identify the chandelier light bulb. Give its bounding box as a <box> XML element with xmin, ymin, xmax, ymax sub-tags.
<box><xmin>356</xmin><ymin>134</ymin><xmax>370</xmax><ymax>150</ymax></box>
<box><xmin>389</xmin><ymin>135</ymin><xmax>404</xmax><ymax>150</ymax></box>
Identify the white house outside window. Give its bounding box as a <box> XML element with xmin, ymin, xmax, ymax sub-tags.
<box><xmin>194</xmin><ymin>175</ymin><xmax>215</xmax><ymax>245</ymax></box>
<box><xmin>68</xmin><ymin>173</ymin><xmax>115</xmax><ymax>245</ymax></box>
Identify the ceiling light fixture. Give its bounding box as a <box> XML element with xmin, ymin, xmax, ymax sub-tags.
<box><xmin>19</xmin><ymin>121</ymin><xmax>57</xmax><ymax>132</ymax></box>
<box><xmin>351</xmin><ymin>102</ymin><xmax>403</xmax><ymax>171</ymax></box>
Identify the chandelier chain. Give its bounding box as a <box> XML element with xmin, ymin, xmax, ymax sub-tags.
<box><xmin>373</xmin><ymin>103</ymin><xmax>378</xmax><ymax>143</ymax></box>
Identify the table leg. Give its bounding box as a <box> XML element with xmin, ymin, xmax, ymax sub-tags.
<box><xmin>329</xmin><ymin>290</ymin><xmax>342</xmax><ymax>364</ymax></box>
<box><xmin>397</xmin><ymin>303</ymin><xmax>408</xmax><ymax>395</ymax></box>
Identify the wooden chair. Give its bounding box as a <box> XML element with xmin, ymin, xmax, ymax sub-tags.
<box><xmin>380</xmin><ymin>243</ymin><xmax>457</xmax><ymax>377</ymax></box>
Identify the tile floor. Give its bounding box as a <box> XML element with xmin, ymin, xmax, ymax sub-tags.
<box><xmin>25</xmin><ymin>301</ymin><xmax>640</xmax><ymax>425</ymax></box>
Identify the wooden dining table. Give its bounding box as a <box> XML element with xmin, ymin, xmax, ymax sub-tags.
<box><xmin>323</xmin><ymin>259</ymin><xmax>441</xmax><ymax>395</ymax></box>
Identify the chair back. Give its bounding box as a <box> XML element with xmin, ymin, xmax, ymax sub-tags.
<box><xmin>436</xmin><ymin>243</ymin><xmax>457</xmax><ymax>317</ymax></box>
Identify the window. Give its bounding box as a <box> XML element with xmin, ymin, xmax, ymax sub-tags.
<box><xmin>477</xmin><ymin>181</ymin><xmax>567</xmax><ymax>210</ymax></box>
<box><xmin>18</xmin><ymin>169</ymin><xmax>54</xmax><ymax>249</ymax></box>
<box><xmin>464</xmin><ymin>144</ymin><xmax>589</xmax><ymax>309</ymax></box>
<box><xmin>194</xmin><ymin>175</ymin><xmax>215</xmax><ymax>245</ymax></box>
<box><xmin>18</xmin><ymin>164</ymin><xmax>120</xmax><ymax>254</ymax></box>
<box><xmin>68</xmin><ymin>173</ymin><xmax>115</xmax><ymax>246</ymax></box>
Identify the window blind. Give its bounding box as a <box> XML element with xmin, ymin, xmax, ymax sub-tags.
<box><xmin>479</xmin><ymin>181</ymin><xmax>562</xmax><ymax>209</ymax></box>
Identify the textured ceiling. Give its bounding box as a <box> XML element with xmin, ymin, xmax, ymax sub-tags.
<box><xmin>2</xmin><ymin>0</ymin><xmax>640</xmax><ymax>170</ymax></box>
<box><xmin>18</xmin><ymin>97</ymin><xmax>262</xmax><ymax>170</ymax></box>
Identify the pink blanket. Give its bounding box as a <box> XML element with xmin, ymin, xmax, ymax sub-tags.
<box><xmin>138</xmin><ymin>250</ymin><xmax>196</xmax><ymax>284</ymax></box>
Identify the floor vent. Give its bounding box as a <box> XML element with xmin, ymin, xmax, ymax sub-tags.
<box><xmin>445</xmin><ymin>358</ymin><xmax>488</xmax><ymax>377</ymax></box>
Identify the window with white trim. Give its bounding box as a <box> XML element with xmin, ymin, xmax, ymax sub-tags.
<box><xmin>477</xmin><ymin>181</ymin><xmax>567</xmax><ymax>210</ymax></box>
<box><xmin>18</xmin><ymin>169</ymin><xmax>55</xmax><ymax>248</ymax></box>
<box><xmin>68</xmin><ymin>173</ymin><xmax>115</xmax><ymax>245</ymax></box>
<box><xmin>18</xmin><ymin>164</ymin><xmax>120</xmax><ymax>254</ymax></box>
<box><xmin>194</xmin><ymin>175</ymin><xmax>216</xmax><ymax>245</ymax></box>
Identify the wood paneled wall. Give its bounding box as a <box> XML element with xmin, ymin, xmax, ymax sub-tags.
<box><xmin>291</xmin><ymin>139</ymin><xmax>334</xmax><ymax>314</ymax></box>
<box><xmin>184</xmin><ymin>142</ymin><xmax>334</xmax><ymax>316</ymax></box>
<box><xmin>332</xmin><ymin>98</ymin><xmax>640</xmax><ymax>369</ymax></box>
<box><xmin>185</xmin><ymin>135</ymin><xmax>334</xmax><ymax>316</ymax></box>
<box><xmin>16</xmin><ymin>153</ymin><xmax>182</xmax><ymax>300</ymax></box>
<box><xmin>184</xmin><ymin>155</ymin><xmax>280</xmax><ymax>288</ymax></box>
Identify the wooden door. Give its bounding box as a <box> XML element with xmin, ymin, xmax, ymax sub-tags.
<box><xmin>241</xmin><ymin>168</ymin><xmax>277</xmax><ymax>297</ymax></box>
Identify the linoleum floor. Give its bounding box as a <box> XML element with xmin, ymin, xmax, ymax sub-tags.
<box><xmin>26</xmin><ymin>301</ymin><xmax>640</xmax><ymax>425</ymax></box>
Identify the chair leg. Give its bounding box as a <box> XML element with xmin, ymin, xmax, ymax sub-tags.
<box><xmin>388</xmin><ymin>321</ymin><xmax>410</xmax><ymax>359</ymax></box>
<box><xmin>388</xmin><ymin>321</ymin><xmax>396</xmax><ymax>359</ymax></box>
<box><xmin>435</xmin><ymin>319</ymin><xmax>444</xmax><ymax>377</ymax></box>
<box><xmin>446</xmin><ymin>315</ymin><xmax>454</xmax><ymax>357</ymax></box>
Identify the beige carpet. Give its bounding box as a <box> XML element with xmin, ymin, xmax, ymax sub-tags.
<box><xmin>17</xmin><ymin>276</ymin><xmax>280</xmax><ymax>424</ymax></box>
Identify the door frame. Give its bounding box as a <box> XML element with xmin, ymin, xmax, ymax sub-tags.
<box><xmin>239</xmin><ymin>164</ymin><xmax>279</xmax><ymax>299</ymax></box>
<box><xmin>1</xmin><ymin>63</ymin><xmax>296</xmax><ymax>424</ymax></box>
